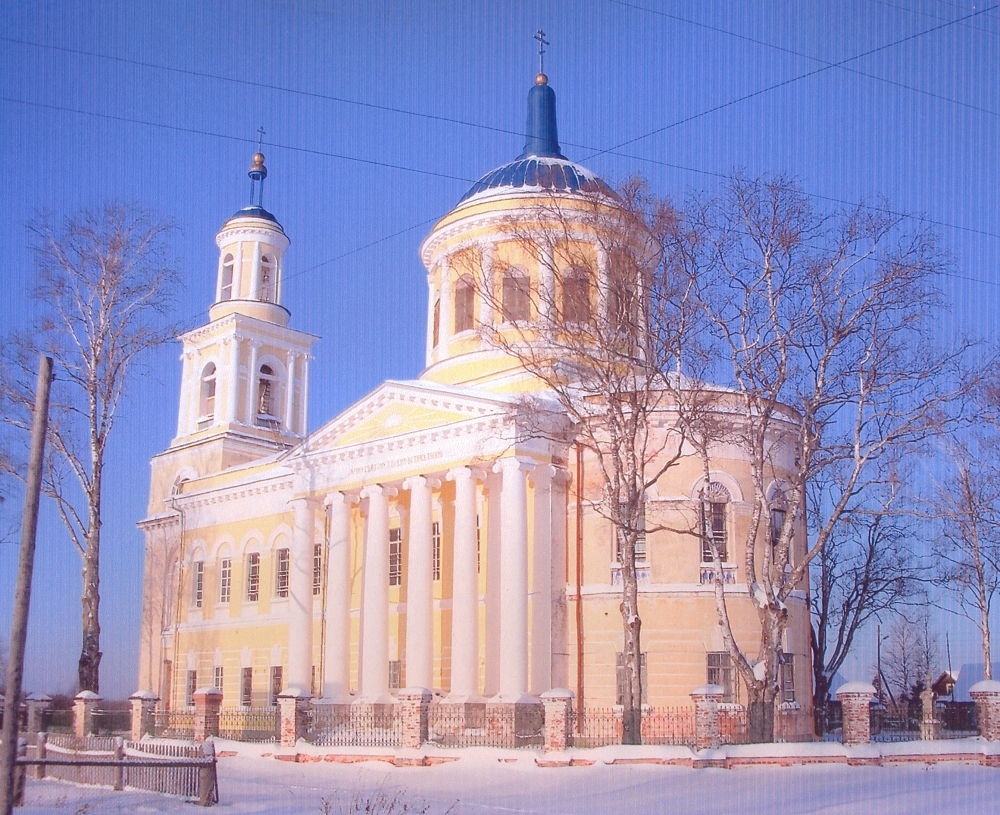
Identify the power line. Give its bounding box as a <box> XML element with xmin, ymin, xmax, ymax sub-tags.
<box><xmin>605</xmin><ymin>0</ymin><xmax>999</xmax><ymax>119</ymax></box>
<box><xmin>0</xmin><ymin>96</ymin><xmax>474</xmax><ymax>184</ymax></box>
<box><xmin>586</xmin><ymin>2</ymin><xmax>1000</xmax><ymax>160</ymax></box>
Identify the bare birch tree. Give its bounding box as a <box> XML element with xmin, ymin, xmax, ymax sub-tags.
<box><xmin>666</xmin><ymin>175</ymin><xmax>975</xmax><ymax>741</ymax></box>
<box><xmin>930</xmin><ymin>437</ymin><xmax>1000</xmax><ymax>680</ymax></box>
<box><xmin>457</xmin><ymin>179</ymin><xmax>699</xmax><ymax>743</ymax></box>
<box><xmin>0</xmin><ymin>204</ymin><xmax>180</xmax><ymax>693</ymax></box>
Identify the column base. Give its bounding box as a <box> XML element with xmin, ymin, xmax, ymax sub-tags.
<box><xmin>486</xmin><ymin>696</ymin><xmax>543</xmax><ymax>749</ymax></box>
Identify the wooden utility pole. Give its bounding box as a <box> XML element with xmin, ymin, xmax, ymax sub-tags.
<box><xmin>1</xmin><ymin>355</ymin><xmax>53</xmax><ymax>815</ymax></box>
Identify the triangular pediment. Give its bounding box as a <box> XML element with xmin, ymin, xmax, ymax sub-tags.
<box><xmin>299</xmin><ymin>379</ymin><xmax>514</xmax><ymax>453</ymax></box>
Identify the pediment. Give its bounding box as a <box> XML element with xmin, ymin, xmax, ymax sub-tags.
<box><xmin>301</xmin><ymin>380</ymin><xmax>512</xmax><ymax>452</ymax></box>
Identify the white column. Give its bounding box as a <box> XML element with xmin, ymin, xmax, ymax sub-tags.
<box><xmin>276</xmin><ymin>252</ymin><xmax>285</xmax><ymax>306</ymax></box>
<box><xmin>529</xmin><ymin>466</ymin><xmax>552</xmax><ymax>695</ymax></box>
<box><xmin>493</xmin><ymin>457</ymin><xmax>533</xmax><ymax>701</ymax></box>
<box><xmin>246</xmin><ymin>342</ymin><xmax>259</xmax><ymax>424</ymax></box>
<box><xmin>597</xmin><ymin>245</ymin><xmax>610</xmax><ymax>330</ymax></box>
<box><xmin>359</xmin><ymin>484</ymin><xmax>396</xmax><ymax>702</ymax></box>
<box><xmin>538</xmin><ymin>243</ymin><xmax>555</xmax><ymax>328</ymax></box>
<box><xmin>447</xmin><ymin>467</ymin><xmax>483</xmax><ymax>700</ymax></box>
<box><xmin>402</xmin><ymin>476</ymin><xmax>438</xmax><ymax>690</ymax></box>
<box><xmin>438</xmin><ymin>257</ymin><xmax>451</xmax><ymax>357</ymax></box>
<box><xmin>323</xmin><ymin>492</ymin><xmax>355</xmax><ymax>701</ymax></box>
<box><xmin>284</xmin><ymin>353</ymin><xmax>297</xmax><ymax>431</ymax></box>
<box><xmin>248</xmin><ymin>241</ymin><xmax>262</xmax><ymax>300</ymax></box>
<box><xmin>478</xmin><ymin>242</ymin><xmax>495</xmax><ymax>329</ymax></box>
<box><xmin>299</xmin><ymin>355</ymin><xmax>310</xmax><ymax>435</ymax></box>
<box><xmin>484</xmin><ymin>473</ymin><xmax>502</xmax><ymax>696</ymax></box>
<box><xmin>215</xmin><ymin>252</ymin><xmax>225</xmax><ymax>302</ymax></box>
<box><xmin>549</xmin><ymin>467</ymin><xmax>571</xmax><ymax>690</ymax></box>
<box><xmin>232</xmin><ymin>242</ymin><xmax>244</xmax><ymax>300</ymax></box>
<box><xmin>425</xmin><ymin>273</ymin><xmax>436</xmax><ymax>365</ymax></box>
<box><xmin>225</xmin><ymin>337</ymin><xmax>240</xmax><ymax>424</ymax></box>
<box><xmin>288</xmin><ymin>498</ymin><xmax>316</xmax><ymax>693</ymax></box>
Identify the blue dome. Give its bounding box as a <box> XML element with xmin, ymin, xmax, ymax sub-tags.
<box><xmin>227</xmin><ymin>206</ymin><xmax>284</xmax><ymax>230</ymax></box>
<box><xmin>458</xmin><ymin>156</ymin><xmax>617</xmax><ymax>204</ymax></box>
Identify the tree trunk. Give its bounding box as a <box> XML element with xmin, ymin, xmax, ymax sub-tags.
<box><xmin>813</xmin><ymin>673</ymin><xmax>831</xmax><ymax>736</ymax></box>
<box><xmin>981</xmin><ymin>596</ymin><xmax>992</xmax><ymax>681</ymax></box>
<box><xmin>620</xmin><ymin>559</ymin><xmax>642</xmax><ymax>745</ymax></box>
<box><xmin>746</xmin><ymin>686</ymin><xmax>775</xmax><ymax>743</ymax></box>
<box><xmin>78</xmin><ymin>481</ymin><xmax>102</xmax><ymax>693</ymax></box>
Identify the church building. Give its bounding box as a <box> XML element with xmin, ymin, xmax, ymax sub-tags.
<box><xmin>138</xmin><ymin>70</ymin><xmax>813</xmax><ymax>738</ymax></box>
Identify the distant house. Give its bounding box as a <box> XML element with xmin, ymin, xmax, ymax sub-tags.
<box><xmin>932</xmin><ymin>671</ymin><xmax>957</xmax><ymax>698</ymax></box>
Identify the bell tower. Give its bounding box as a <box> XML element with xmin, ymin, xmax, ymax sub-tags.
<box><xmin>152</xmin><ymin>150</ymin><xmax>318</xmax><ymax>499</ymax></box>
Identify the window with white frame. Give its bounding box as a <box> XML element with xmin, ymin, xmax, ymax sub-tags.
<box><xmin>700</xmin><ymin>482</ymin><xmax>730</xmax><ymax>563</ymax></box>
<box><xmin>454</xmin><ymin>277</ymin><xmax>474</xmax><ymax>333</ymax></box>
<box><xmin>185</xmin><ymin>670</ymin><xmax>197</xmax><ymax>707</ymax></box>
<box><xmin>615</xmin><ymin>652</ymin><xmax>648</xmax><ymax>705</ymax></box>
<box><xmin>260</xmin><ymin>255</ymin><xmax>274</xmax><ymax>303</ymax></box>
<box><xmin>779</xmin><ymin>653</ymin><xmax>795</xmax><ymax>703</ymax></box>
<box><xmin>562</xmin><ymin>270</ymin><xmax>591</xmax><ymax>324</ymax></box>
<box><xmin>199</xmin><ymin>363</ymin><xmax>217</xmax><ymax>425</ymax></box>
<box><xmin>389</xmin><ymin>528</ymin><xmax>402</xmax><ymax>587</ymax></box>
<box><xmin>431</xmin><ymin>521</ymin><xmax>441</xmax><ymax>581</ymax></box>
<box><xmin>220</xmin><ymin>254</ymin><xmax>234</xmax><ymax>300</ymax></box>
<box><xmin>256</xmin><ymin>364</ymin><xmax>278</xmax><ymax>425</ymax></box>
<box><xmin>240</xmin><ymin>667</ymin><xmax>253</xmax><ymax>707</ymax></box>
<box><xmin>246</xmin><ymin>552</ymin><xmax>260</xmax><ymax>602</ymax></box>
<box><xmin>707</xmin><ymin>651</ymin><xmax>736</xmax><ymax>703</ymax></box>
<box><xmin>614</xmin><ymin>502</ymin><xmax>646</xmax><ymax>564</ymax></box>
<box><xmin>268</xmin><ymin>666</ymin><xmax>283</xmax><ymax>705</ymax></box>
<box><xmin>213</xmin><ymin>666</ymin><xmax>224</xmax><ymax>692</ymax></box>
<box><xmin>192</xmin><ymin>561</ymin><xmax>204</xmax><ymax>608</ymax></box>
<box><xmin>219</xmin><ymin>558</ymin><xmax>231</xmax><ymax>604</ymax></box>
<box><xmin>389</xmin><ymin>660</ymin><xmax>402</xmax><ymax>690</ymax></box>
<box><xmin>275</xmin><ymin>548</ymin><xmax>290</xmax><ymax>598</ymax></box>
<box><xmin>769</xmin><ymin>507</ymin><xmax>788</xmax><ymax>563</ymax></box>
<box><xmin>313</xmin><ymin>543</ymin><xmax>323</xmax><ymax>595</ymax></box>
<box><xmin>502</xmin><ymin>270</ymin><xmax>530</xmax><ymax>322</ymax></box>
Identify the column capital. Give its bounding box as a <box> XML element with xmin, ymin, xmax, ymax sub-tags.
<box><xmin>549</xmin><ymin>465</ymin><xmax>572</xmax><ymax>486</ymax></box>
<box><xmin>324</xmin><ymin>491</ymin><xmax>360</xmax><ymax>508</ymax></box>
<box><xmin>402</xmin><ymin>475</ymin><xmax>442</xmax><ymax>492</ymax></box>
<box><xmin>360</xmin><ymin>483</ymin><xmax>398</xmax><ymax>500</ymax></box>
<box><xmin>492</xmin><ymin>456</ymin><xmax>536</xmax><ymax>475</ymax></box>
<box><xmin>288</xmin><ymin>495</ymin><xmax>322</xmax><ymax>510</ymax></box>
<box><xmin>447</xmin><ymin>466</ymin><xmax>487</xmax><ymax>483</ymax></box>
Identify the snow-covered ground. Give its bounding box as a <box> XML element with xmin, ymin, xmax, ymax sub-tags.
<box><xmin>14</xmin><ymin>748</ymin><xmax>1000</xmax><ymax>815</ymax></box>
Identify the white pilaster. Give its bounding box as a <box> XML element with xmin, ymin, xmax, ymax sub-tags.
<box><xmin>246</xmin><ymin>342</ymin><xmax>259</xmax><ymax>423</ymax></box>
<box><xmin>402</xmin><ymin>476</ymin><xmax>438</xmax><ymax>691</ymax></box>
<box><xmin>284</xmin><ymin>353</ymin><xmax>297</xmax><ymax>431</ymax></box>
<box><xmin>323</xmin><ymin>492</ymin><xmax>355</xmax><ymax>701</ymax></box>
<box><xmin>529</xmin><ymin>465</ymin><xmax>552</xmax><ymax>695</ymax></box>
<box><xmin>249</xmin><ymin>241</ymin><xmax>262</xmax><ymax>300</ymax></box>
<box><xmin>359</xmin><ymin>484</ymin><xmax>396</xmax><ymax>702</ymax></box>
<box><xmin>215</xmin><ymin>252</ymin><xmax>225</xmax><ymax>302</ymax></box>
<box><xmin>447</xmin><ymin>467</ymin><xmax>483</xmax><ymax>700</ymax></box>
<box><xmin>493</xmin><ymin>457</ymin><xmax>533</xmax><ymax>701</ymax></box>
<box><xmin>299</xmin><ymin>355</ymin><xmax>310</xmax><ymax>435</ymax></box>
<box><xmin>225</xmin><ymin>337</ymin><xmax>240</xmax><ymax>424</ymax></box>
<box><xmin>538</xmin><ymin>243</ymin><xmax>554</xmax><ymax>328</ymax></box>
<box><xmin>232</xmin><ymin>242</ymin><xmax>244</xmax><ymax>300</ymax></box>
<box><xmin>479</xmin><ymin>242</ymin><xmax>495</xmax><ymax>329</ymax></box>
<box><xmin>438</xmin><ymin>257</ymin><xmax>451</xmax><ymax>357</ymax></box>
<box><xmin>288</xmin><ymin>497</ymin><xmax>316</xmax><ymax>693</ymax></box>
<box><xmin>425</xmin><ymin>273</ymin><xmax>436</xmax><ymax>365</ymax></box>
<box><xmin>597</xmin><ymin>245</ymin><xmax>610</xmax><ymax>330</ymax></box>
<box><xmin>276</xmin><ymin>253</ymin><xmax>285</xmax><ymax>306</ymax></box>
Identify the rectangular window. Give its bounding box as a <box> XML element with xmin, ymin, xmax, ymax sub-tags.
<box><xmin>707</xmin><ymin>651</ymin><xmax>736</xmax><ymax>704</ymax></box>
<box><xmin>275</xmin><ymin>548</ymin><xmax>290</xmax><ymax>598</ymax></box>
<box><xmin>313</xmin><ymin>543</ymin><xmax>323</xmax><ymax>596</ymax></box>
<box><xmin>502</xmin><ymin>272</ymin><xmax>530</xmax><ymax>322</ymax></box>
<box><xmin>389</xmin><ymin>528</ymin><xmax>402</xmax><ymax>587</ymax></box>
<box><xmin>562</xmin><ymin>273</ymin><xmax>591</xmax><ymax>324</ymax></box>
<box><xmin>240</xmin><ymin>667</ymin><xmax>253</xmax><ymax>707</ymax></box>
<box><xmin>432</xmin><ymin>299</ymin><xmax>441</xmax><ymax>347</ymax></box>
<box><xmin>219</xmin><ymin>558</ymin><xmax>232</xmax><ymax>604</ymax></box>
<box><xmin>615</xmin><ymin>503</ymin><xmax>646</xmax><ymax>564</ymax></box>
<box><xmin>770</xmin><ymin>508</ymin><xmax>787</xmax><ymax>562</ymax></box>
<box><xmin>454</xmin><ymin>281</ymin><xmax>475</xmax><ymax>333</ymax></box>
<box><xmin>213</xmin><ymin>666</ymin><xmax>224</xmax><ymax>692</ymax></box>
<box><xmin>193</xmin><ymin>561</ymin><xmax>204</xmax><ymax>608</ymax></box>
<box><xmin>389</xmin><ymin>660</ymin><xmax>402</xmax><ymax>690</ymax></box>
<box><xmin>246</xmin><ymin>553</ymin><xmax>260</xmax><ymax>602</ymax></box>
<box><xmin>432</xmin><ymin>521</ymin><xmax>441</xmax><ymax>581</ymax></box>
<box><xmin>185</xmin><ymin>670</ymin><xmax>197</xmax><ymax>708</ymax></box>
<box><xmin>779</xmin><ymin>653</ymin><xmax>795</xmax><ymax>703</ymax></box>
<box><xmin>269</xmin><ymin>666</ymin><xmax>283</xmax><ymax>706</ymax></box>
<box><xmin>615</xmin><ymin>652</ymin><xmax>648</xmax><ymax>705</ymax></box>
<box><xmin>701</xmin><ymin>501</ymin><xmax>728</xmax><ymax>562</ymax></box>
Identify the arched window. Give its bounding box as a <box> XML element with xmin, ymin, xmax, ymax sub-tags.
<box><xmin>259</xmin><ymin>256</ymin><xmax>274</xmax><ymax>303</ymax></box>
<box><xmin>432</xmin><ymin>299</ymin><xmax>441</xmax><ymax>347</ymax></box>
<box><xmin>700</xmin><ymin>482</ymin><xmax>731</xmax><ymax>562</ymax></box>
<box><xmin>221</xmin><ymin>254</ymin><xmax>235</xmax><ymax>300</ymax></box>
<box><xmin>256</xmin><ymin>364</ymin><xmax>278</xmax><ymax>426</ymax></box>
<box><xmin>502</xmin><ymin>270</ymin><xmax>530</xmax><ymax>323</ymax></box>
<box><xmin>199</xmin><ymin>363</ymin><xmax>217</xmax><ymax>424</ymax></box>
<box><xmin>454</xmin><ymin>277</ymin><xmax>475</xmax><ymax>334</ymax></box>
<box><xmin>562</xmin><ymin>270</ymin><xmax>592</xmax><ymax>324</ymax></box>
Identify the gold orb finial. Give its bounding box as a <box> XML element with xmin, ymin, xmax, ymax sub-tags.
<box><xmin>251</xmin><ymin>152</ymin><xmax>265</xmax><ymax>169</ymax></box>
<box><xmin>535</xmin><ymin>72</ymin><xmax>548</xmax><ymax>86</ymax></box>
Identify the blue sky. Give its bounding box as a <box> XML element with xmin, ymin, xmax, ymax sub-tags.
<box><xmin>1</xmin><ymin>0</ymin><xmax>999</xmax><ymax>698</ymax></box>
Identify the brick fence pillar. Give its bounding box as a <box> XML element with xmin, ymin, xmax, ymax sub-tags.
<box><xmin>919</xmin><ymin>677</ymin><xmax>940</xmax><ymax>740</ymax></box>
<box><xmin>130</xmin><ymin>690</ymin><xmax>159</xmax><ymax>742</ymax></box>
<box><xmin>690</xmin><ymin>685</ymin><xmax>724</xmax><ymax>751</ymax></box>
<box><xmin>969</xmin><ymin>679</ymin><xmax>1000</xmax><ymax>741</ymax></box>
<box><xmin>836</xmin><ymin>682</ymin><xmax>876</xmax><ymax>746</ymax></box>
<box><xmin>277</xmin><ymin>687</ymin><xmax>313</xmax><ymax>748</ymax></box>
<box><xmin>25</xmin><ymin>694</ymin><xmax>52</xmax><ymax>734</ymax></box>
<box><xmin>73</xmin><ymin>690</ymin><xmax>101</xmax><ymax>737</ymax></box>
<box><xmin>192</xmin><ymin>687</ymin><xmax>223</xmax><ymax>744</ymax></box>
<box><xmin>540</xmin><ymin>689</ymin><xmax>574</xmax><ymax>753</ymax></box>
<box><xmin>397</xmin><ymin>687</ymin><xmax>432</xmax><ymax>750</ymax></box>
